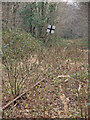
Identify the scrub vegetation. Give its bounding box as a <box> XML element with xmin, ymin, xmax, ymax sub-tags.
<box><xmin>2</xmin><ymin>2</ymin><xmax>88</xmax><ymax>119</ymax></box>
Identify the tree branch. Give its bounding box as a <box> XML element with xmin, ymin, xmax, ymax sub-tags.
<box><xmin>1</xmin><ymin>78</ymin><xmax>45</xmax><ymax>111</ymax></box>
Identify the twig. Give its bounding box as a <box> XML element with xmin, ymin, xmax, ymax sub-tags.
<box><xmin>57</xmin><ymin>75</ymin><xmax>71</xmax><ymax>78</ymax></box>
<box><xmin>1</xmin><ymin>78</ymin><xmax>45</xmax><ymax>111</ymax></box>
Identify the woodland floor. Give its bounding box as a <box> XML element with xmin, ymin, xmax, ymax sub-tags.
<box><xmin>2</xmin><ymin>39</ymin><xmax>88</xmax><ymax>118</ymax></box>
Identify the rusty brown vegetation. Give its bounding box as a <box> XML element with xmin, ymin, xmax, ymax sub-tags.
<box><xmin>2</xmin><ymin>2</ymin><xmax>88</xmax><ymax>119</ymax></box>
<box><xmin>2</xmin><ymin>30</ymin><xmax>88</xmax><ymax>118</ymax></box>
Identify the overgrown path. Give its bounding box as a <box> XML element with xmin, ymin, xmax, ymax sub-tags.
<box><xmin>3</xmin><ymin>67</ymin><xmax>88</xmax><ymax>118</ymax></box>
<box><xmin>17</xmin><ymin>73</ymin><xmax>87</xmax><ymax>118</ymax></box>
<box><xmin>2</xmin><ymin>30</ymin><xmax>88</xmax><ymax>118</ymax></box>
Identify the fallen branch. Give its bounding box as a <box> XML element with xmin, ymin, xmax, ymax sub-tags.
<box><xmin>57</xmin><ymin>75</ymin><xmax>70</xmax><ymax>78</ymax></box>
<box><xmin>57</xmin><ymin>74</ymin><xmax>81</xmax><ymax>83</ymax></box>
<box><xmin>1</xmin><ymin>78</ymin><xmax>45</xmax><ymax>111</ymax></box>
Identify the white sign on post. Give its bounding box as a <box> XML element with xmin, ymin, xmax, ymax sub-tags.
<box><xmin>47</xmin><ymin>25</ymin><xmax>56</xmax><ymax>34</ymax></box>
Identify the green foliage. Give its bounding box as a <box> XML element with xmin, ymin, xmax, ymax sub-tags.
<box><xmin>2</xmin><ymin>28</ymin><xmax>44</xmax><ymax>99</ymax></box>
<box><xmin>19</xmin><ymin>2</ymin><xmax>56</xmax><ymax>40</ymax></box>
<box><xmin>49</xmin><ymin>3</ymin><xmax>56</xmax><ymax>13</ymax></box>
<box><xmin>2</xmin><ymin>28</ymin><xmax>43</xmax><ymax>62</ymax></box>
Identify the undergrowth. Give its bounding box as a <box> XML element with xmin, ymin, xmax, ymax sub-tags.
<box><xmin>2</xmin><ymin>28</ymin><xmax>88</xmax><ymax>118</ymax></box>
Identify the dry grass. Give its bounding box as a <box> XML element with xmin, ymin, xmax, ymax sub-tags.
<box><xmin>2</xmin><ymin>39</ymin><xmax>88</xmax><ymax>118</ymax></box>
